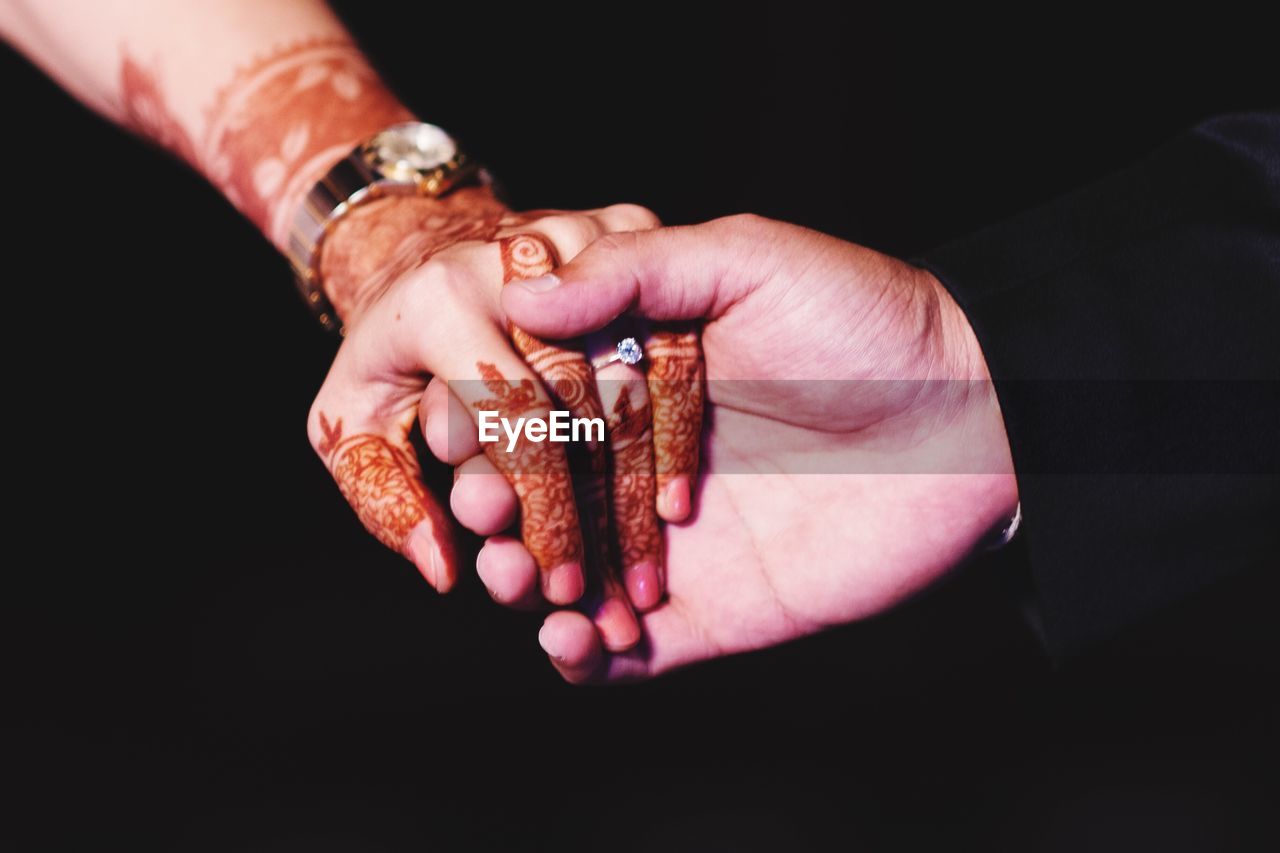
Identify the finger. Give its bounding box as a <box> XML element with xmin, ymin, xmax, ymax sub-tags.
<box><xmin>443</xmin><ymin>343</ymin><xmax>585</xmax><ymax>606</ymax></box>
<box><xmin>308</xmin><ymin>392</ymin><xmax>457</xmax><ymax>592</ymax></box>
<box><xmin>411</xmin><ymin>242</ymin><xmax>588</xmax><ymax>606</ymax></box>
<box><xmin>536</xmin><ymin>609</ymin><xmax>658</xmax><ymax>684</ymax></box>
<box><xmin>421</xmin><ymin>376</ymin><xmax>480</xmax><ymax>465</ymax></box>
<box><xmin>539</xmin><ymin>603</ymin><xmax>720</xmax><ymax>685</ymax></box>
<box><xmin>589</xmin><ymin>333</ymin><xmax>664</xmax><ymax>611</ymax></box>
<box><xmin>450</xmin><ymin>453</ymin><xmax>518</xmax><ymax>536</ymax></box>
<box><xmin>588</xmin><ymin>202</ymin><xmax>662</xmax><ymax>234</ymax></box>
<box><xmin>476</xmin><ymin>534</ymin><xmax>542</xmax><ymax>609</ymax></box>
<box><xmin>497</xmin><ymin>232</ymin><xmax>641</xmax><ymax>650</ymax></box>
<box><xmin>501</xmin><ymin>215</ymin><xmax>774</xmax><ymax>339</ymax></box>
<box><xmin>645</xmin><ymin>326</ymin><xmax>705</xmax><ymax>523</ymax></box>
<box><xmin>492</xmin><ymin>204</ymin><xmax>660</xmax><ymax>269</ymax></box>
<box><xmin>538</xmin><ymin>610</ymin><xmax>605</xmax><ymax>684</ymax></box>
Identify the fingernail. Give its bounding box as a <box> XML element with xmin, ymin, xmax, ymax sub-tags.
<box><xmin>538</xmin><ymin>622</ymin><xmax>565</xmax><ymax>662</ymax></box>
<box><xmin>517</xmin><ymin>274</ymin><xmax>561</xmax><ymax>293</ymax></box>
<box><xmin>660</xmin><ymin>476</ymin><xmax>691</xmax><ymax>520</ymax></box>
<box><xmin>545</xmin><ymin>561</ymin><xmax>585</xmax><ymax>604</ymax></box>
<box><xmin>624</xmin><ymin>560</ymin><xmax>662</xmax><ymax>611</ymax></box>
<box><xmin>596</xmin><ymin>597</ymin><xmax>641</xmax><ymax>651</ymax></box>
<box><xmin>405</xmin><ymin>527</ymin><xmax>439</xmax><ymax>589</ymax></box>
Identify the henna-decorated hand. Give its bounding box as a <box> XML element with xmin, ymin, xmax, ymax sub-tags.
<box><xmin>307</xmin><ymin>192</ymin><xmax>701</xmax><ymax>652</ymax></box>
<box><xmin>498</xmin><ymin>215</ymin><xmax>1020</xmax><ymax>682</ymax></box>
<box><xmin>3</xmin><ymin>5</ymin><xmax>705</xmax><ymax>650</ymax></box>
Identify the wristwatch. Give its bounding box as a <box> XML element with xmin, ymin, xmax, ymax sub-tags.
<box><xmin>286</xmin><ymin>121</ymin><xmax>484</xmax><ymax>333</ymax></box>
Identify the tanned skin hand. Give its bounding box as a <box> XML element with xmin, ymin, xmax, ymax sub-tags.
<box><xmin>0</xmin><ymin>0</ymin><xmax>703</xmax><ymax>650</ymax></box>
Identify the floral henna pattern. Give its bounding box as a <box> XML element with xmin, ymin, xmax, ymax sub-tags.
<box><xmin>499</xmin><ymin>236</ymin><xmax>601</xmax><ymax>454</ymax></box>
<box><xmin>315</xmin><ymin>412</ymin><xmax>451</xmax><ymax>562</ymax></box>
<box><xmin>120</xmin><ymin>54</ymin><xmax>199</xmax><ymax>166</ymax></box>
<box><xmin>116</xmin><ymin>41</ymin><xmax>560</xmax><ymax>324</ymax></box>
<box><xmin>607</xmin><ymin>386</ymin><xmax>661</xmax><ymax>571</ymax></box>
<box><xmin>647</xmin><ymin>329</ymin><xmax>705</xmax><ymax>491</ymax></box>
<box><xmin>199</xmin><ymin>38</ymin><xmax>412</xmax><ymax>247</ymax></box>
<box><xmin>497</xmin><ymin>234</ymin><xmax>631</xmax><ymax>605</ymax></box>
<box><xmin>119</xmin><ymin>39</ymin><xmax>412</xmax><ymax>250</ymax></box>
<box><xmin>318</xmin><ymin>189</ymin><xmax>516</xmax><ymax>319</ymax></box>
<box><xmin>472</xmin><ymin>361</ymin><xmax>582</xmax><ymax>573</ymax></box>
<box><xmin>472</xmin><ymin>361</ymin><xmax>543</xmax><ymax>418</ymax></box>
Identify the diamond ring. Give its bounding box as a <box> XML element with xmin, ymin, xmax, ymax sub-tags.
<box><xmin>591</xmin><ymin>337</ymin><xmax>644</xmax><ymax>370</ymax></box>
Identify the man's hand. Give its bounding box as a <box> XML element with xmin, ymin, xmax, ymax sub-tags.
<box><xmin>496</xmin><ymin>215</ymin><xmax>1020</xmax><ymax>681</ymax></box>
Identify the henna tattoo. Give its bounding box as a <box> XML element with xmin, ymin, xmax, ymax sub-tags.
<box><xmin>647</xmin><ymin>329</ymin><xmax>705</xmax><ymax>489</ymax></box>
<box><xmin>607</xmin><ymin>385</ymin><xmax>661</xmax><ymax>570</ymax></box>
<box><xmin>315</xmin><ymin>411</ymin><xmax>448</xmax><ymax>558</ymax></box>
<box><xmin>471</xmin><ymin>360</ymin><xmax>582</xmax><ymax>572</ymax></box>
<box><xmin>317</xmin><ymin>411</ymin><xmax>344</xmax><ymax>457</ymax></box>
<box><xmin>317</xmin><ymin>188</ymin><xmax>517</xmax><ymax>319</ymax></box>
<box><xmin>500</xmin><ymin>230</ymin><xmax>557</xmax><ymax>281</ymax></box>
<box><xmin>200</xmin><ymin>38</ymin><xmax>413</xmax><ymax>247</ymax></box>
<box><xmin>609</xmin><ymin>384</ymin><xmax>654</xmax><ymax>446</ymax></box>
<box><xmin>473</xmin><ymin>361</ymin><xmax>543</xmax><ymax>419</ymax></box>
<box><xmin>499</xmin><ymin>236</ymin><xmax>600</xmax><ymax>424</ymax></box>
<box><xmin>118</xmin><ymin>39</ymin><xmax>411</xmax><ymax>250</ymax></box>
<box><xmin>495</xmin><ymin>234</ymin><xmax>631</xmax><ymax>605</ymax></box>
<box><xmin>120</xmin><ymin>54</ymin><xmax>199</xmax><ymax>166</ymax></box>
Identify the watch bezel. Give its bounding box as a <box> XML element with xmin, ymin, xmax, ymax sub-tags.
<box><xmin>358</xmin><ymin>121</ymin><xmax>462</xmax><ymax>187</ymax></box>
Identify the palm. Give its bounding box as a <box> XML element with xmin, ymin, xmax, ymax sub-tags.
<box><xmin>621</xmin><ymin>396</ymin><xmax>1009</xmax><ymax>679</ymax></box>
<box><xmin>506</xmin><ymin>216</ymin><xmax>1017</xmax><ymax>681</ymax></box>
<box><xmin>609</xmin><ymin>251</ymin><xmax>1014</xmax><ymax>679</ymax></box>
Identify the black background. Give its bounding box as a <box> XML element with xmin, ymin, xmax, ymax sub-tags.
<box><xmin>4</xmin><ymin>4</ymin><xmax>1277</xmax><ymax>850</ymax></box>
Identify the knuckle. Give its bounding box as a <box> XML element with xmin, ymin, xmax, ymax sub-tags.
<box><xmin>590</xmin><ymin>229</ymin><xmax>640</xmax><ymax>256</ymax></box>
<box><xmin>548</xmin><ymin>212</ymin><xmax>603</xmax><ymax>252</ymax></box>
<box><xmin>406</xmin><ymin>257</ymin><xmax>472</xmax><ymax>314</ymax></box>
<box><xmin>605</xmin><ymin>203</ymin><xmax>662</xmax><ymax>231</ymax></box>
<box><xmin>721</xmin><ymin>212</ymin><xmax>769</xmax><ymax>232</ymax></box>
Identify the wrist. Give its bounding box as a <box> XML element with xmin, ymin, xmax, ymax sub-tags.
<box><xmin>191</xmin><ymin>38</ymin><xmax>415</xmax><ymax>249</ymax></box>
<box><xmin>317</xmin><ymin>186</ymin><xmax>510</xmax><ymax>326</ymax></box>
<box><xmin>925</xmin><ymin>268</ymin><xmax>1021</xmax><ymax>521</ymax></box>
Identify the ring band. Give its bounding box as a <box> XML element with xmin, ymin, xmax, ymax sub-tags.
<box><xmin>592</xmin><ymin>337</ymin><xmax>644</xmax><ymax>370</ymax></box>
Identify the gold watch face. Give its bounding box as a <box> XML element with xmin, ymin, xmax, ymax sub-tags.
<box><xmin>362</xmin><ymin>122</ymin><xmax>457</xmax><ymax>183</ymax></box>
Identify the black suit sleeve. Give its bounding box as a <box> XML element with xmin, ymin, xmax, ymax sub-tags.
<box><xmin>918</xmin><ymin>111</ymin><xmax>1280</xmax><ymax>658</ymax></box>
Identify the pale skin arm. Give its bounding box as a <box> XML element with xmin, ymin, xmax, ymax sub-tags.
<box><xmin>0</xmin><ymin>0</ymin><xmax>406</xmax><ymax>254</ymax></box>
<box><xmin>0</xmin><ymin>0</ymin><xmax>703</xmax><ymax>651</ymax></box>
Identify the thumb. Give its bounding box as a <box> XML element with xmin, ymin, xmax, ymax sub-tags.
<box><xmin>501</xmin><ymin>214</ymin><xmax>770</xmax><ymax>340</ymax></box>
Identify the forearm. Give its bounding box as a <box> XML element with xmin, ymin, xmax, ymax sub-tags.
<box><xmin>0</xmin><ymin>0</ymin><xmax>499</xmax><ymax>303</ymax></box>
<box><xmin>3</xmin><ymin>0</ymin><xmax>418</xmax><ymax>246</ymax></box>
<box><xmin>920</xmin><ymin>111</ymin><xmax>1280</xmax><ymax>656</ymax></box>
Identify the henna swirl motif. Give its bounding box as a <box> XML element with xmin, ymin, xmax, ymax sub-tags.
<box><xmin>500</xmin><ymin>231</ymin><xmax>556</xmax><ymax>281</ymax></box>
<box><xmin>317</xmin><ymin>199</ymin><xmax>552</xmax><ymax>320</ymax></box>
<box><xmin>500</xmin><ymin>235</ymin><xmax>604</xmax><ymax>431</ymax></box>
